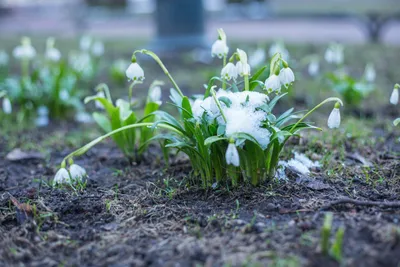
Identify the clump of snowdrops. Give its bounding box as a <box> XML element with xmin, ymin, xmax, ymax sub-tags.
<box><xmin>0</xmin><ymin>36</ymin><xmax>103</xmax><ymax>123</ymax></box>
<box><xmin>55</xmin><ymin>29</ymin><xmax>343</xmax><ymax>187</ymax></box>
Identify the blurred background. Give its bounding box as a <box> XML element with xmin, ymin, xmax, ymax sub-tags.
<box><xmin>0</xmin><ymin>0</ymin><xmax>399</xmax><ymax>46</ymax></box>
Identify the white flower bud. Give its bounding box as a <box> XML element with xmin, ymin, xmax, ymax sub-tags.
<box><xmin>364</xmin><ymin>63</ymin><xmax>376</xmax><ymax>83</ymax></box>
<box><xmin>2</xmin><ymin>97</ymin><xmax>12</xmax><ymax>114</ymax></box>
<box><xmin>327</xmin><ymin>108</ymin><xmax>341</xmax><ymax>129</ymax></box>
<box><xmin>69</xmin><ymin>164</ymin><xmax>87</xmax><ymax>181</ymax></box>
<box><xmin>264</xmin><ymin>74</ymin><xmax>281</xmax><ymax>93</ymax></box>
<box><xmin>390</xmin><ymin>88</ymin><xmax>398</xmax><ymax>105</ymax></box>
<box><xmin>92</xmin><ymin>41</ymin><xmax>104</xmax><ymax>57</ymax></box>
<box><xmin>279</xmin><ymin>67</ymin><xmax>295</xmax><ymax>88</ymax></box>
<box><xmin>211</xmin><ymin>40</ymin><xmax>229</xmax><ymax>59</ymax></box>
<box><xmin>149</xmin><ymin>86</ymin><xmax>162</xmax><ymax>105</ymax></box>
<box><xmin>126</xmin><ymin>62</ymin><xmax>145</xmax><ymax>81</ymax></box>
<box><xmin>221</xmin><ymin>62</ymin><xmax>238</xmax><ymax>81</ymax></box>
<box><xmin>226</xmin><ymin>143</ymin><xmax>240</xmax><ymax>167</ymax></box>
<box><xmin>54</xmin><ymin>168</ymin><xmax>71</xmax><ymax>184</ymax></box>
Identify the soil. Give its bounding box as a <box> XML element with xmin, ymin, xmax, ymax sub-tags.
<box><xmin>0</xmin><ymin>118</ymin><xmax>400</xmax><ymax>267</ymax></box>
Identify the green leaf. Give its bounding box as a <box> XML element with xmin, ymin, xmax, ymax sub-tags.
<box><xmin>84</xmin><ymin>95</ymin><xmax>115</xmax><ymax>116</ymax></box>
<box><xmin>269</xmin><ymin>93</ymin><xmax>288</xmax><ymax>111</ymax></box>
<box><xmin>92</xmin><ymin>112</ymin><xmax>112</xmax><ymax>133</ymax></box>
<box><xmin>217</xmin><ymin>124</ymin><xmax>226</xmax><ymax>136</ymax></box>
<box><xmin>204</xmin><ymin>76</ymin><xmax>225</xmax><ymax>98</ymax></box>
<box><xmin>250</xmin><ymin>65</ymin><xmax>268</xmax><ymax>83</ymax></box>
<box><xmin>394</xmin><ymin>118</ymin><xmax>400</xmax><ymax>126</ymax></box>
<box><xmin>218</xmin><ymin>96</ymin><xmax>232</xmax><ymax>107</ymax></box>
<box><xmin>204</xmin><ymin>136</ymin><xmax>228</xmax><ymax>146</ymax></box>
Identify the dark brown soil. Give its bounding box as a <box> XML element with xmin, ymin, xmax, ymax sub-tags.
<box><xmin>1</xmin><ymin>122</ymin><xmax>400</xmax><ymax>267</ymax></box>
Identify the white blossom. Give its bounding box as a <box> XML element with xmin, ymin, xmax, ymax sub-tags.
<box><xmin>364</xmin><ymin>63</ymin><xmax>376</xmax><ymax>83</ymax></box>
<box><xmin>211</xmin><ymin>40</ymin><xmax>229</xmax><ymax>59</ymax></box>
<box><xmin>236</xmin><ymin>61</ymin><xmax>251</xmax><ymax>77</ymax></box>
<box><xmin>116</xmin><ymin>99</ymin><xmax>133</xmax><ymax>121</ymax></box>
<box><xmin>13</xmin><ymin>37</ymin><xmax>36</xmax><ymax>60</ymax></box>
<box><xmin>126</xmin><ymin>62</ymin><xmax>145</xmax><ymax>81</ymax></box>
<box><xmin>69</xmin><ymin>164</ymin><xmax>87</xmax><ymax>181</ymax></box>
<box><xmin>221</xmin><ymin>62</ymin><xmax>238</xmax><ymax>81</ymax></box>
<box><xmin>279</xmin><ymin>67</ymin><xmax>295</xmax><ymax>88</ymax></box>
<box><xmin>54</xmin><ymin>168</ymin><xmax>70</xmax><ymax>184</ymax></box>
<box><xmin>325</xmin><ymin>44</ymin><xmax>344</xmax><ymax>65</ymax></box>
<box><xmin>46</xmin><ymin>48</ymin><xmax>61</xmax><ymax>62</ymax></box>
<box><xmin>390</xmin><ymin>88</ymin><xmax>399</xmax><ymax>105</ymax></box>
<box><xmin>80</xmin><ymin>36</ymin><xmax>92</xmax><ymax>51</ymax></box>
<box><xmin>149</xmin><ymin>86</ymin><xmax>162</xmax><ymax>105</ymax></box>
<box><xmin>264</xmin><ymin>74</ymin><xmax>281</xmax><ymax>93</ymax></box>
<box><xmin>2</xmin><ymin>97</ymin><xmax>12</xmax><ymax>114</ymax></box>
<box><xmin>308</xmin><ymin>60</ymin><xmax>319</xmax><ymax>77</ymax></box>
<box><xmin>249</xmin><ymin>48</ymin><xmax>266</xmax><ymax>67</ymax></box>
<box><xmin>226</xmin><ymin>143</ymin><xmax>240</xmax><ymax>167</ymax></box>
<box><xmin>327</xmin><ymin>108</ymin><xmax>341</xmax><ymax>129</ymax></box>
<box><xmin>92</xmin><ymin>41</ymin><xmax>104</xmax><ymax>57</ymax></box>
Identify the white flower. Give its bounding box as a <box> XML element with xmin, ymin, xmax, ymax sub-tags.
<box><xmin>69</xmin><ymin>164</ymin><xmax>87</xmax><ymax>181</ymax></box>
<box><xmin>2</xmin><ymin>97</ymin><xmax>12</xmax><ymax>114</ymax></box>
<box><xmin>236</xmin><ymin>61</ymin><xmax>251</xmax><ymax>77</ymax></box>
<box><xmin>327</xmin><ymin>108</ymin><xmax>341</xmax><ymax>129</ymax></box>
<box><xmin>13</xmin><ymin>37</ymin><xmax>36</xmax><ymax>60</ymax></box>
<box><xmin>221</xmin><ymin>62</ymin><xmax>238</xmax><ymax>81</ymax></box>
<box><xmin>149</xmin><ymin>86</ymin><xmax>162</xmax><ymax>105</ymax></box>
<box><xmin>279</xmin><ymin>67</ymin><xmax>295</xmax><ymax>88</ymax></box>
<box><xmin>0</xmin><ymin>50</ymin><xmax>9</xmax><ymax>66</ymax></box>
<box><xmin>126</xmin><ymin>62</ymin><xmax>145</xmax><ymax>81</ymax></box>
<box><xmin>308</xmin><ymin>60</ymin><xmax>319</xmax><ymax>77</ymax></box>
<box><xmin>226</xmin><ymin>143</ymin><xmax>240</xmax><ymax>167</ymax></box>
<box><xmin>264</xmin><ymin>74</ymin><xmax>281</xmax><ymax>93</ymax></box>
<box><xmin>116</xmin><ymin>99</ymin><xmax>133</xmax><ymax>121</ymax></box>
<box><xmin>211</xmin><ymin>40</ymin><xmax>229</xmax><ymax>59</ymax></box>
<box><xmin>35</xmin><ymin>115</ymin><xmax>49</xmax><ymax>127</ymax></box>
<box><xmin>249</xmin><ymin>48</ymin><xmax>266</xmax><ymax>67</ymax></box>
<box><xmin>80</xmin><ymin>36</ymin><xmax>92</xmax><ymax>51</ymax></box>
<box><xmin>37</xmin><ymin>106</ymin><xmax>49</xmax><ymax>116</ymax></box>
<box><xmin>364</xmin><ymin>63</ymin><xmax>376</xmax><ymax>83</ymax></box>
<box><xmin>75</xmin><ymin>112</ymin><xmax>93</xmax><ymax>123</ymax></box>
<box><xmin>92</xmin><ymin>41</ymin><xmax>104</xmax><ymax>57</ymax></box>
<box><xmin>325</xmin><ymin>44</ymin><xmax>343</xmax><ymax>65</ymax></box>
<box><xmin>54</xmin><ymin>168</ymin><xmax>71</xmax><ymax>184</ymax></box>
<box><xmin>46</xmin><ymin>48</ymin><xmax>61</xmax><ymax>62</ymax></box>
<box><xmin>390</xmin><ymin>88</ymin><xmax>399</xmax><ymax>105</ymax></box>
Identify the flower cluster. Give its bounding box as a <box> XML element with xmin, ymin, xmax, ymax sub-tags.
<box><xmin>54</xmin><ymin>164</ymin><xmax>87</xmax><ymax>185</ymax></box>
<box><xmin>55</xmin><ymin>30</ymin><xmax>343</xmax><ymax>188</ymax></box>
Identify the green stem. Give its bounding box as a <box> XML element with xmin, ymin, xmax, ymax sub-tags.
<box><xmin>135</xmin><ymin>49</ymin><xmax>184</xmax><ymax>98</ymax></box>
<box><xmin>289</xmin><ymin>97</ymin><xmax>343</xmax><ymax>133</ymax></box>
<box><xmin>244</xmin><ymin>74</ymin><xmax>249</xmax><ymax>91</ymax></box>
<box><xmin>21</xmin><ymin>59</ymin><xmax>29</xmax><ymax>78</ymax></box>
<box><xmin>210</xmin><ymin>87</ymin><xmax>227</xmax><ymax>123</ymax></box>
<box><xmin>61</xmin><ymin>122</ymin><xmax>182</xmax><ymax>167</ymax></box>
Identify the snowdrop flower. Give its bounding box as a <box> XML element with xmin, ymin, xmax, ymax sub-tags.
<box><xmin>325</xmin><ymin>43</ymin><xmax>344</xmax><ymax>65</ymax></box>
<box><xmin>364</xmin><ymin>63</ymin><xmax>376</xmax><ymax>83</ymax></box>
<box><xmin>92</xmin><ymin>41</ymin><xmax>104</xmax><ymax>57</ymax></box>
<box><xmin>0</xmin><ymin>50</ymin><xmax>9</xmax><ymax>66</ymax></box>
<box><xmin>69</xmin><ymin>164</ymin><xmax>87</xmax><ymax>181</ymax></box>
<box><xmin>226</xmin><ymin>142</ymin><xmax>240</xmax><ymax>167</ymax></box>
<box><xmin>80</xmin><ymin>36</ymin><xmax>92</xmax><ymax>51</ymax></box>
<box><xmin>327</xmin><ymin>102</ymin><xmax>341</xmax><ymax>129</ymax></box>
<box><xmin>2</xmin><ymin>97</ymin><xmax>12</xmax><ymax>114</ymax></box>
<box><xmin>126</xmin><ymin>62</ymin><xmax>145</xmax><ymax>81</ymax></box>
<box><xmin>390</xmin><ymin>84</ymin><xmax>399</xmax><ymax>105</ymax></box>
<box><xmin>279</xmin><ymin>67</ymin><xmax>295</xmax><ymax>88</ymax></box>
<box><xmin>221</xmin><ymin>62</ymin><xmax>238</xmax><ymax>81</ymax></box>
<box><xmin>308</xmin><ymin>59</ymin><xmax>319</xmax><ymax>77</ymax></box>
<box><xmin>236</xmin><ymin>49</ymin><xmax>251</xmax><ymax>76</ymax></box>
<box><xmin>116</xmin><ymin>99</ymin><xmax>133</xmax><ymax>121</ymax></box>
<box><xmin>211</xmin><ymin>40</ymin><xmax>229</xmax><ymax>59</ymax></box>
<box><xmin>45</xmin><ymin>37</ymin><xmax>61</xmax><ymax>62</ymax></box>
<box><xmin>149</xmin><ymin>85</ymin><xmax>162</xmax><ymax>105</ymax></box>
<box><xmin>13</xmin><ymin>37</ymin><xmax>36</xmax><ymax>60</ymax></box>
<box><xmin>36</xmin><ymin>106</ymin><xmax>49</xmax><ymax>127</ymax></box>
<box><xmin>249</xmin><ymin>48</ymin><xmax>266</xmax><ymax>67</ymax></box>
<box><xmin>54</xmin><ymin>168</ymin><xmax>70</xmax><ymax>184</ymax></box>
<box><xmin>264</xmin><ymin>74</ymin><xmax>281</xmax><ymax>93</ymax></box>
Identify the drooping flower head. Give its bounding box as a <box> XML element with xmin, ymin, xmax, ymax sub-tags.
<box><xmin>236</xmin><ymin>49</ymin><xmax>251</xmax><ymax>76</ymax></box>
<box><xmin>13</xmin><ymin>37</ymin><xmax>36</xmax><ymax>60</ymax></box>
<box><xmin>327</xmin><ymin>102</ymin><xmax>341</xmax><ymax>129</ymax></box>
<box><xmin>279</xmin><ymin>61</ymin><xmax>295</xmax><ymax>88</ymax></box>
<box><xmin>221</xmin><ymin>62</ymin><xmax>238</xmax><ymax>81</ymax></box>
<box><xmin>264</xmin><ymin>74</ymin><xmax>281</xmax><ymax>93</ymax></box>
<box><xmin>325</xmin><ymin>43</ymin><xmax>344</xmax><ymax>65</ymax></box>
<box><xmin>69</xmin><ymin>164</ymin><xmax>87</xmax><ymax>181</ymax></box>
<box><xmin>226</xmin><ymin>141</ymin><xmax>240</xmax><ymax>167</ymax></box>
<box><xmin>364</xmin><ymin>63</ymin><xmax>376</xmax><ymax>83</ymax></box>
<box><xmin>126</xmin><ymin>54</ymin><xmax>144</xmax><ymax>81</ymax></box>
<box><xmin>45</xmin><ymin>37</ymin><xmax>61</xmax><ymax>62</ymax></box>
<box><xmin>390</xmin><ymin>83</ymin><xmax>399</xmax><ymax>105</ymax></box>
<box><xmin>211</xmin><ymin>28</ymin><xmax>229</xmax><ymax>59</ymax></box>
<box><xmin>2</xmin><ymin>97</ymin><xmax>12</xmax><ymax>114</ymax></box>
